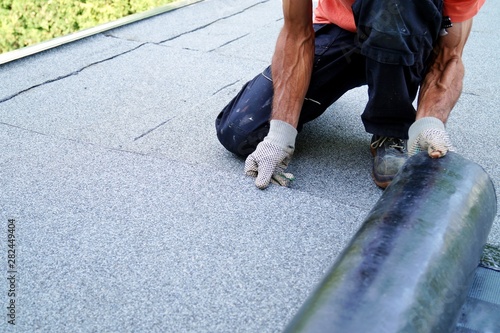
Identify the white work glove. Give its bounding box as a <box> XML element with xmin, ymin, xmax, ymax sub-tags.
<box><xmin>244</xmin><ymin>120</ymin><xmax>297</xmax><ymax>189</ymax></box>
<box><xmin>408</xmin><ymin>117</ymin><xmax>454</xmax><ymax>158</ymax></box>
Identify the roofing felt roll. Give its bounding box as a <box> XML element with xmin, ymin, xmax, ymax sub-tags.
<box><xmin>285</xmin><ymin>152</ymin><xmax>497</xmax><ymax>333</ymax></box>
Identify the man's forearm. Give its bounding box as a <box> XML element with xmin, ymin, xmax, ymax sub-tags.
<box><xmin>416</xmin><ymin>50</ymin><xmax>464</xmax><ymax>123</ymax></box>
<box><xmin>271</xmin><ymin>1</ymin><xmax>315</xmax><ymax>128</ymax></box>
<box><xmin>417</xmin><ymin>20</ymin><xmax>473</xmax><ymax>122</ymax></box>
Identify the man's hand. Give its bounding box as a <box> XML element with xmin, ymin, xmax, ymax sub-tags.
<box><xmin>408</xmin><ymin>117</ymin><xmax>454</xmax><ymax>158</ymax></box>
<box><xmin>244</xmin><ymin>120</ymin><xmax>297</xmax><ymax>189</ymax></box>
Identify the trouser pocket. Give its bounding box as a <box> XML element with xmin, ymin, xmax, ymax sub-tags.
<box><xmin>352</xmin><ymin>0</ymin><xmax>443</xmax><ymax>66</ymax></box>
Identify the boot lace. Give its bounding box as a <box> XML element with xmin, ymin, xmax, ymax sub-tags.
<box><xmin>371</xmin><ymin>136</ymin><xmax>406</xmax><ymax>151</ymax></box>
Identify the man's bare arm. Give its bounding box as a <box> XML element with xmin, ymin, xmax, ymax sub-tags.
<box><xmin>409</xmin><ymin>19</ymin><xmax>473</xmax><ymax>158</ymax></box>
<box><xmin>271</xmin><ymin>0</ymin><xmax>315</xmax><ymax>128</ymax></box>
<box><xmin>243</xmin><ymin>1</ymin><xmax>314</xmax><ymax>189</ymax></box>
<box><xmin>417</xmin><ymin>19</ymin><xmax>473</xmax><ymax>122</ymax></box>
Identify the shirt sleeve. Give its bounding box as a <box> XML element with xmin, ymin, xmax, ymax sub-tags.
<box><xmin>443</xmin><ymin>0</ymin><xmax>486</xmax><ymax>22</ymax></box>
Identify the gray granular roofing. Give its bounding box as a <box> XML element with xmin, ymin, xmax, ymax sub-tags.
<box><xmin>0</xmin><ymin>0</ymin><xmax>498</xmax><ymax>332</ymax></box>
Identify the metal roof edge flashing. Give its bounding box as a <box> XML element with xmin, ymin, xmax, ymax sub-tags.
<box><xmin>0</xmin><ymin>0</ymin><xmax>204</xmax><ymax>65</ymax></box>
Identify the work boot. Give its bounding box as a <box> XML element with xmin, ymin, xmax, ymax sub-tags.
<box><xmin>370</xmin><ymin>135</ymin><xmax>408</xmax><ymax>189</ymax></box>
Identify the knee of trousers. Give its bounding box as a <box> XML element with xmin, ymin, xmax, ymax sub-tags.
<box><xmin>215</xmin><ymin>113</ymin><xmax>269</xmax><ymax>157</ymax></box>
<box><xmin>352</xmin><ymin>0</ymin><xmax>443</xmax><ymax>66</ymax></box>
<box><xmin>215</xmin><ymin>69</ymin><xmax>274</xmax><ymax>157</ymax></box>
<box><xmin>215</xmin><ymin>87</ymin><xmax>272</xmax><ymax>157</ymax></box>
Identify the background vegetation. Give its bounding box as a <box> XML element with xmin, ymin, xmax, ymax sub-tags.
<box><xmin>0</xmin><ymin>0</ymin><xmax>175</xmax><ymax>54</ymax></box>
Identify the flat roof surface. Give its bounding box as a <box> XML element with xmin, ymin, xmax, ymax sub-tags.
<box><xmin>0</xmin><ymin>0</ymin><xmax>498</xmax><ymax>331</ymax></box>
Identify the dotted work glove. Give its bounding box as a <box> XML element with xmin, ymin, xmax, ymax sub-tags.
<box><xmin>244</xmin><ymin>120</ymin><xmax>297</xmax><ymax>189</ymax></box>
<box><xmin>408</xmin><ymin>117</ymin><xmax>454</xmax><ymax>158</ymax></box>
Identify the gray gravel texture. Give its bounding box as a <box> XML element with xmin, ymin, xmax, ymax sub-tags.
<box><xmin>0</xmin><ymin>0</ymin><xmax>498</xmax><ymax>332</ymax></box>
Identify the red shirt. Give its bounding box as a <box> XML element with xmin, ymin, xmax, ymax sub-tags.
<box><xmin>314</xmin><ymin>0</ymin><xmax>485</xmax><ymax>32</ymax></box>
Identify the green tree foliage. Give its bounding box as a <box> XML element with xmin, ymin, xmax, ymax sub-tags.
<box><xmin>0</xmin><ymin>0</ymin><xmax>175</xmax><ymax>53</ymax></box>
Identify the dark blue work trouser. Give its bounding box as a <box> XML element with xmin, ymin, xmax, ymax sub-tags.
<box><xmin>215</xmin><ymin>0</ymin><xmax>443</xmax><ymax>157</ymax></box>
